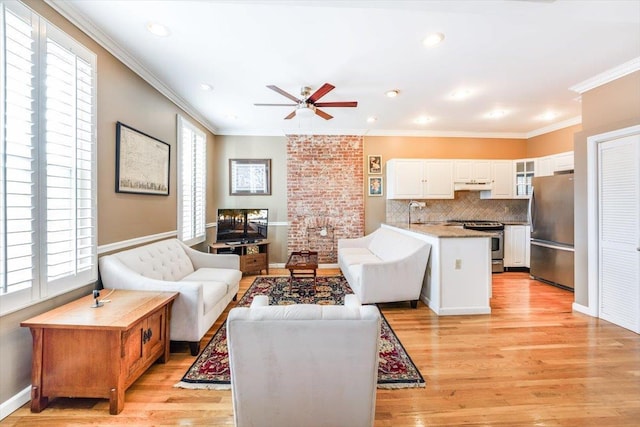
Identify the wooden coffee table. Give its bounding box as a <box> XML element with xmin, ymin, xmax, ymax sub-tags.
<box><xmin>285</xmin><ymin>251</ymin><xmax>318</xmax><ymax>293</ymax></box>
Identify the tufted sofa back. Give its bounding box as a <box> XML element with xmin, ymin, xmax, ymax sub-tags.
<box><xmin>111</xmin><ymin>239</ymin><xmax>195</xmax><ymax>281</ymax></box>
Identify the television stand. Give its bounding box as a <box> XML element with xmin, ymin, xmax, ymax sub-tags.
<box><xmin>210</xmin><ymin>240</ymin><xmax>270</xmax><ymax>275</ymax></box>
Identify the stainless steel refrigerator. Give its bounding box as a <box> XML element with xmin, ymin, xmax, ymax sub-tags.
<box><xmin>529</xmin><ymin>173</ymin><xmax>575</xmax><ymax>290</ymax></box>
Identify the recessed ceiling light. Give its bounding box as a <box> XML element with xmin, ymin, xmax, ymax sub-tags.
<box><xmin>423</xmin><ymin>32</ymin><xmax>445</xmax><ymax>47</ymax></box>
<box><xmin>200</xmin><ymin>83</ymin><xmax>213</xmax><ymax>91</ymax></box>
<box><xmin>485</xmin><ymin>110</ymin><xmax>508</xmax><ymax>119</ymax></box>
<box><xmin>538</xmin><ymin>111</ymin><xmax>558</xmax><ymax>121</ymax></box>
<box><xmin>367</xmin><ymin>116</ymin><xmax>377</xmax><ymax>123</ymax></box>
<box><xmin>413</xmin><ymin>116</ymin><xmax>432</xmax><ymax>125</ymax></box>
<box><xmin>146</xmin><ymin>22</ymin><xmax>170</xmax><ymax>37</ymax></box>
<box><xmin>449</xmin><ymin>89</ymin><xmax>473</xmax><ymax>101</ymax></box>
<box><xmin>385</xmin><ymin>89</ymin><xmax>400</xmax><ymax>98</ymax></box>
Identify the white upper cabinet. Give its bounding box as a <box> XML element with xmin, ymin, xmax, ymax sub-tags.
<box><xmin>535</xmin><ymin>156</ymin><xmax>553</xmax><ymax>177</ymax></box>
<box><xmin>535</xmin><ymin>151</ymin><xmax>574</xmax><ymax>177</ymax></box>
<box><xmin>553</xmin><ymin>151</ymin><xmax>574</xmax><ymax>172</ymax></box>
<box><xmin>386</xmin><ymin>153</ymin><xmax>572</xmax><ymax>200</ymax></box>
<box><xmin>386</xmin><ymin>159</ymin><xmax>454</xmax><ymax>199</ymax></box>
<box><xmin>424</xmin><ymin>160</ymin><xmax>454</xmax><ymax>199</ymax></box>
<box><xmin>386</xmin><ymin>159</ymin><xmax>425</xmax><ymax>199</ymax></box>
<box><xmin>487</xmin><ymin>160</ymin><xmax>514</xmax><ymax>199</ymax></box>
<box><xmin>454</xmin><ymin>160</ymin><xmax>492</xmax><ymax>183</ymax></box>
<box><xmin>514</xmin><ymin>159</ymin><xmax>535</xmax><ymax>198</ymax></box>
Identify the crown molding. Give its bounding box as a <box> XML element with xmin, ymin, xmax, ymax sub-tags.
<box><xmin>44</xmin><ymin>0</ymin><xmax>218</xmax><ymax>135</ymax></box>
<box><xmin>216</xmin><ymin>127</ymin><xmax>529</xmax><ymax>139</ymax></box>
<box><xmin>570</xmin><ymin>57</ymin><xmax>640</xmax><ymax>94</ymax></box>
<box><xmin>525</xmin><ymin>116</ymin><xmax>582</xmax><ymax>138</ymax></box>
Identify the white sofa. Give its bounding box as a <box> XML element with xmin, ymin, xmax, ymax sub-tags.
<box><xmin>338</xmin><ymin>227</ymin><xmax>431</xmax><ymax>307</ymax></box>
<box><xmin>227</xmin><ymin>294</ymin><xmax>380</xmax><ymax>427</ymax></box>
<box><xmin>99</xmin><ymin>238</ymin><xmax>242</xmax><ymax>355</ymax></box>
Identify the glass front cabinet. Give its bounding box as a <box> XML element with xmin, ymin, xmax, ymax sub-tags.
<box><xmin>515</xmin><ymin>159</ymin><xmax>535</xmax><ymax>198</ymax></box>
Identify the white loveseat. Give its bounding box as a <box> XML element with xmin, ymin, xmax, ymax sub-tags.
<box><xmin>99</xmin><ymin>238</ymin><xmax>242</xmax><ymax>355</ymax></box>
<box><xmin>338</xmin><ymin>227</ymin><xmax>431</xmax><ymax>307</ymax></box>
<box><xmin>227</xmin><ymin>294</ymin><xmax>380</xmax><ymax>427</ymax></box>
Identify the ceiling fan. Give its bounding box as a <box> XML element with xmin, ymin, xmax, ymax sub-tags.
<box><xmin>254</xmin><ymin>83</ymin><xmax>357</xmax><ymax>120</ymax></box>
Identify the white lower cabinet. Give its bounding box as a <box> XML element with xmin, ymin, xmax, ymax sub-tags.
<box><xmin>504</xmin><ymin>225</ymin><xmax>531</xmax><ymax>268</ymax></box>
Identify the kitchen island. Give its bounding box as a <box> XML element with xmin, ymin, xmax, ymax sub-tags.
<box><xmin>382</xmin><ymin>223</ymin><xmax>492</xmax><ymax>315</ymax></box>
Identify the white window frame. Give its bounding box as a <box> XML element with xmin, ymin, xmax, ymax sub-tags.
<box><xmin>177</xmin><ymin>115</ymin><xmax>207</xmax><ymax>246</ymax></box>
<box><xmin>0</xmin><ymin>2</ymin><xmax>97</xmax><ymax>315</ymax></box>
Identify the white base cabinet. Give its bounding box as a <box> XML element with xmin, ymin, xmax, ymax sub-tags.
<box><xmin>504</xmin><ymin>225</ymin><xmax>531</xmax><ymax>268</ymax></box>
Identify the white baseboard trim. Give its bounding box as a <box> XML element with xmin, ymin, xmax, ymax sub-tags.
<box><xmin>98</xmin><ymin>230</ymin><xmax>177</xmax><ymax>255</ymax></box>
<box><xmin>1</xmin><ymin>386</ymin><xmax>30</xmax><ymax>421</ymax></box>
<box><xmin>572</xmin><ymin>302</ymin><xmax>597</xmax><ymax>317</ymax></box>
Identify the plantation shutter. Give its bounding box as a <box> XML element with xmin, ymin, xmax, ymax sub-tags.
<box><xmin>44</xmin><ymin>32</ymin><xmax>97</xmax><ymax>294</ymax></box>
<box><xmin>177</xmin><ymin>115</ymin><xmax>206</xmax><ymax>246</ymax></box>
<box><xmin>1</xmin><ymin>6</ymin><xmax>38</xmax><ymax>305</ymax></box>
<box><xmin>1</xmin><ymin>2</ymin><xmax>97</xmax><ymax>313</ymax></box>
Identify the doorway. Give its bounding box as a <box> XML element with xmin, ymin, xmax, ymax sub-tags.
<box><xmin>587</xmin><ymin>125</ymin><xmax>640</xmax><ymax>333</ymax></box>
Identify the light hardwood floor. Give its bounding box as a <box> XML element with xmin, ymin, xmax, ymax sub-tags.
<box><xmin>4</xmin><ymin>270</ymin><xmax>640</xmax><ymax>426</ymax></box>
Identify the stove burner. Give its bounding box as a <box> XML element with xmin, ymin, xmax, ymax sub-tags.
<box><xmin>448</xmin><ymin>220</ymin><xmax>505</xmax><ymax>231</ymax></box>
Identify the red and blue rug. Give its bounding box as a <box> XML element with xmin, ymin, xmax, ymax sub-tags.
<box><xmin>175</xmin><ymin>276</ymin><xmax>425</xmax><ymax>390</ymax></box>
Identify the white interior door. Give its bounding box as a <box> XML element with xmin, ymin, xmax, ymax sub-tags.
<box><xmin>598</xmin><ymin>133</ymin><xmax>640</xmax><ymax>333</ymax></box>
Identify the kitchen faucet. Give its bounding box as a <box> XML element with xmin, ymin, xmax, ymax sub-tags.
<box><xmin>408</xmin><ymin>200</ymin><xmax>426</xmax><ymax>225</ymax></box>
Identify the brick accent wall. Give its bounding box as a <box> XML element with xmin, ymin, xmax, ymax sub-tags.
<box><xmin>287</xmin><ymin>134</ymin><xmax>364</xmax><ymax>263</ymax></box>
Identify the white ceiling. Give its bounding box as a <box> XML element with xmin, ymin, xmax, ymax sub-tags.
<box><xmin>48</xmin><ymin>0</ymin><xmax>640</xmax><ymax>137</ymax></box>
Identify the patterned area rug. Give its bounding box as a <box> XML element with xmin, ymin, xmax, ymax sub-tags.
<box><xmin>174</xmin><ymin>276</ymin><xmax>425</xmax><ymax>390</ymax></box>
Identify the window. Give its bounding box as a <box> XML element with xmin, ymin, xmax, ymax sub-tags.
<box><xmin>177</xmin><ymin>115</ymin><xmax>206</xmax><ymax>246</ymax></box>
<box><xmin>0</xmin><ymin>2</ymin><xmax>97</xmax><ymax>315</ymax></box>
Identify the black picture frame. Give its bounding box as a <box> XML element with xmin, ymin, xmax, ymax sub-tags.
<box><xmin>115</xmin><ymin>122</ymin><xmax>170</xmax><ymax>196</ymax></box>
<box><xmin>229</xmin><ymin>159</ymin><xmax>272</xmax><ymax>195</ymax></box>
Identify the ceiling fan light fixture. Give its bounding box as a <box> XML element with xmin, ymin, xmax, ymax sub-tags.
<box><xmin>296</xmin><ymin>104</ymin><xmax>316</xmax><ymax>118</ymax></box>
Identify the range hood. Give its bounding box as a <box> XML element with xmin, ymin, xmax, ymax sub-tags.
<box><xmin>454</xmin><ymin>181</ymin><xmax>493</xmax><ymax>191</ymax></box>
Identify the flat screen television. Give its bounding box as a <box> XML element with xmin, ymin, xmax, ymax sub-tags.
<box><xmin>216</xmin><ymin>209</ymin><xmax>268</xmax><ymax>243</ymax></box>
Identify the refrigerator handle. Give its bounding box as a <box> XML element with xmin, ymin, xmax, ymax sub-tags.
<box><xmin>528</xmin><ymin>186</ymin><xmax>535</xmax><ymax>233</ymax></box>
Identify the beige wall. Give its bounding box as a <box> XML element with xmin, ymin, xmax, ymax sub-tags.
<box><xmin>212</xmin><ymin>135</ymin><xmax>289</xmax><ymax>263</ymax></box>
<box><xmin>526</xmin><ymin>124</ymin><xmax>581</xmax><ymax>158</ymax></box>
<box><xmin>1</xmin><ymin>0</ymin><xmax>216</xmax><ymax>407</ymax></box>
<box><xmin>573</xmin><ymin>71</ymin><xmax>640</xmax><ymax>307</ymax></box>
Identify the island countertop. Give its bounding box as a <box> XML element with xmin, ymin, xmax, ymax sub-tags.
<box><xmin>383</xmin><ymin>222</ymin><xmax>492</xmax><ymax>238</ymax></box>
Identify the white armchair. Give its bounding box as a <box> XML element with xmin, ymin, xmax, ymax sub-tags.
<box><xmin>227</xmin><ymin>294</ymin><xmax>381</xmax><ymax>427</ymax></box>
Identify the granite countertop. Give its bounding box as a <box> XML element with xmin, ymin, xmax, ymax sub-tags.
<box><xmin>502</xmin><ymin>221</ymin><xmax>531</xmax><ymax>225</ymax></box>
<box><xmin>384</xmin><ymin>222</ymin><xmax>492</xmax><ymax>238</ymax></box>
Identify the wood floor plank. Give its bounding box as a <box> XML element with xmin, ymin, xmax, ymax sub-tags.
<box><xmin>3</xmin><ymin>270</ymin><xmax>640</xmax><ymax>426</ymax></box>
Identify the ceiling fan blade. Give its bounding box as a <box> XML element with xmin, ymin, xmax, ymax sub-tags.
<box><xmin>315</xmin><ymin>108</ymin><xmax>333</xmax><ymax>120</ymax></box>
<box><xmin>314</xmin><ymin>101</ymin><xmax>358</xmax><ymax>108</ymax></box>
<box><xmin>254</xmin><ymin>103</ymin><xmax>297</xmax><ymax>106</ymax></box>
<box><xmin>284</xmin><ymin>110</ymin><xmax>296</xmax><ymax>120</ymax></box>
<box><xmin>307</xmin><ymin>83</ymin><xmax>335</xmax><ymax>103</ymax></box>
<box><xmin>267</xmin><ymin>85</ymin><xmax>301</xmax><ymax>103</ymax></box>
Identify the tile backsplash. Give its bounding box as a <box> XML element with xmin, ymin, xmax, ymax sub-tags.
<box><xmin>386</xmin><ymin>191</ymin><xmax>529</xmax><ymax>224</ymax></box>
